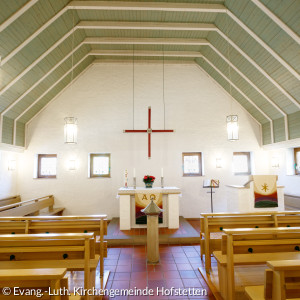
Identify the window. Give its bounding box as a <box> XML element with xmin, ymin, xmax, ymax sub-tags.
<box><xmin>295</xmin><ymin>148</ymin><xmax>300</xmax><ymax>175</ymax></box>
<box><xmin>90</xmin><ymin>153</ymin><xmax>111</xmax><ymax>177</ymax></box>
<box><xmin>233</xmin><ymin>152</ymin><xmax>251</xmax><ymax>175</ymax></box>
<box><xmin>37</xmin><ymin>154</ymin><xmax>57</xmax><ymax>178</ymax></box>
<box><xmin>182</xmin><ymin>152</ymin><xmax>202</xmax><ymax>176</ymax></box>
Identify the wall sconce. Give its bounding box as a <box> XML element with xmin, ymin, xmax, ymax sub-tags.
<box><xmin>226</xmin><ymin>115</ymin><xmax>239</xmax><ymax>141</ymax></box>
<box><xmin>216</xmin><ymin>158</ymin><xmax>222</xmax><ymax>168</ymax></box>
<box><xmin>68</xmin><ymin>159</ymin><xmax>76</xmax><ymax>170</ymax></box>
<box><xmin>271</xmin><ymin>157</ymin><xmax>279</xmax><ymax>168</ymax></box>
<box><xmin>8</xmin><ymin>160</ymin><xmax>16</xmax><ymax>171</ymax></box>
<box><xmin>64</xmin><ymin>117</ymin><xmax>77</xmax><ymax>144</ymax></box>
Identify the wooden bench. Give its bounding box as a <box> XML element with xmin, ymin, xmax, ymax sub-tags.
<box><xmin>0</xmin><ymin>215</ymin><xmax>108</xmax><ymax>278</ymax></box>
<box><xmin>0</xmin><ymin>195</ymin><xmax>64</xmax><ymax>217</ymax></box>
<box><xmin>200</xmin><ymin>211</ymin><xmax>300</xmax><ymax>271</ymax></box>
<box><xmin>0</xmin><ymin>268</ymin><xmax>69</xmax><ymax>300</ymax></box>
<box><xmin>0</xmin><ymin>233</ymin><xmax>99</xmax><ymax>299</ymax></box>
<box><xmin>0</xmin><ymin>195</ymin><xmax>21</xmax><ymax>207</ymax></box>
<box><xmin>245</xmin><ymin>260</ymin><xmax>300</xmax><ymax>300</ymax></box>
<box><xmin>213</xmin><ymin>227</ymin><xmax>300</xmax><ymax>300</ymax></box>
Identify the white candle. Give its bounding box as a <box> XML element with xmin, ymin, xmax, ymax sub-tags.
<box><xmin>161</xmin><ymin>168</ymin><xmax>164</xmax><ymax>177</ymax></box>
<box><xmin>124</xmin><ymin>169</ymin><xmax>128</xmax><ymax>187</ymax></box>
<box><xmin>133</xmin><ymin>168</ymin><xmax>136</xmax><ymax>178</ymax></box>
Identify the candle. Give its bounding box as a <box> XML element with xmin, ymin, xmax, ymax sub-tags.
<box><xmin>161</xmin><ymin>168</ymin><xmax>164</xmax><ymax>177</ymax></box>
<box><xmin>133</xmin><ymin>168</ymin><xmax>136</xmax><ymax>178</ymax></box>
<box><xmin>124</xmin><ymin>169</ymin><xmax>128</xmax><ymax>188</ymax></box>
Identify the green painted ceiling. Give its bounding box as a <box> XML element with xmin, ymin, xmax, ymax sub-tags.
<box><xmin>0</xmin><ymin>0</ymin><xmax>299</xmax><ymax>147</ymax></box>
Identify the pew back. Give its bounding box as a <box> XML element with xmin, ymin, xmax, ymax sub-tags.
<box><xmin>0</xmin><ymin>215</ymin><xmax>108</xmax><ymax>277</ymax></box>
<box><xmin>0</xmin><ymin>233</ymin><xmax>97</xmax><ymax>295</ymax></box>
<box><xmin>0</xmin><ymin>268</ymin><xmax>69</xmax><ymax>300</ymax></box>
<box><xmin>0</xmin><ymin>195</ymin><xmax>64</xmax><ymax>217</ymax></box>
<box><xmin>245</xmin><ymin>260</ymin><xmax>300</xmax><ymax>300</ymax></box>
<box><xmin>216</xmin><ymin>227</ymin><xmax>300</xmax><ymax>300</ymax></box>
<box><xmin>200</xmin><ymin>211</ymin><xmax>300</xmax><ymax>271</ymax></box>
<box><xmin>0</xmin><ymin>195</ymin><xmax>21</xmax><ymax>208</ymax></box>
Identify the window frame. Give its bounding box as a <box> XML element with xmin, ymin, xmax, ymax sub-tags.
<box><xmin>182</xmin><ymin>152</ymin><xmax>203</xmax><ymax>177</ymax></box>
<box><xmin>37</xmin><ymin>154</ymin><xmax>57</xmax><ymax>179</ymax></box>
<box><xmin>294</xmin><ymin>148</ymin><xmax>300</xmax><ymax>175</ymax></box>
<box><xmin>89</xmin><ymin>153</ymin><xmax>111</xmax><ymax>178</ymax></box>
<box><xmin>233</xmin><ymin>152</ymin><xmax>251</xmax><ymax>176</ymax></box>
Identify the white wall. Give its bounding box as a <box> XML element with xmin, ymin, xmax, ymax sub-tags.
<box><xmin>17</xmin><ymin>62</ymin><xmax>269</xmax><ymax>218</ymax></box>
<box><xmin>0</xmin><ymin>150</ymin><xmax>19</xmax><ymax>198</ymax></box>
<box><xmin>268</xmin><ymin>148</ymin><xmax>300</xmax><ymax>197</ymax></box>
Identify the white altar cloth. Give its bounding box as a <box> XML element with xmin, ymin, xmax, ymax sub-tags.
<box><xmin>118</xmin><ymin>187</ymin><xmax>181</xmax><ymax>230</ymax></box>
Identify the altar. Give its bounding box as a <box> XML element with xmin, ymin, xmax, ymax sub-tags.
<box><xmin>118</xmin><ymin>187</ymin><xmax>181</xmax><ymax>230</ymax></box>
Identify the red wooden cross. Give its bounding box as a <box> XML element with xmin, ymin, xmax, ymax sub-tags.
<box><xmin>124</xmin><ymin>106</ymin><xmax>174</xmax><ymax>159</ymax></box>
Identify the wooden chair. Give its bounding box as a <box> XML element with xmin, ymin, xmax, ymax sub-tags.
<box><xmin>213</xmin><ymin>227</ymin><xmax>300</xmax><ymax>300</ymax></box>
<box><xmin>245</xmin><ymin>260</ymin><xmax>300</xmax><ymax>300</ymax></box>
<box><xmin>0</xmin><ymin>195</ymin><xmax>64</xmax><ymax>217</ymax></box>
<box><xmin>200</xmin><ymin>211</ymin><xmax>300</xmax><ymax>271</ymax></box>
<box><xmin>0</xmin><ymin>233</ymin><xmax>98</xmax><ymax>299</ymax></box>
<box><xmin>0</xmin><ymin>215</ymin><xmax>108</xmax><ymax>278</ymax></box>
<box><xmin>0</xmin><ymin>268</ymin><xmax>69</xmax><ymax>300</ymax></box>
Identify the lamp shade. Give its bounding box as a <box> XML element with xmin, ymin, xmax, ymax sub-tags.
<box><xmin>64</xmin><ymin>117</ymin><xmax>77</xmax><ymax>144</ymax></box>
<box><xmin>226</xmin><ymin>115</ymin><xmax>239</xmax><ymax>141</ymax></box>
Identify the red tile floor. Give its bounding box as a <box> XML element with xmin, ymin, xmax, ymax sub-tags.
<box><xmin>102</xmin><ymin>244</ymin><xmax>215</xmax><ymax>300</ymax></box>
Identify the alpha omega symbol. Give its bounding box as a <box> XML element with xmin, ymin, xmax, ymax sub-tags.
<box><xmin>142</xmin><ymin>194</ymin><xmax>156</xmax><ymax>201</ymax></box>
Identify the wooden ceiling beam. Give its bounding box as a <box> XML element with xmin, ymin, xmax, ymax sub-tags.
<box><xmin>195</xmin><ymin>64</ymin><xmax>262</xmax><ymax>127</ymax></box>
<box><xmin>14</xmin><ymin>54</ymin><xmax>90</xmax><ymax>123</ymax></box>
<box><xmin>0</xmin><ymin>0</ymin><xmax>39</xmax><ymax>33</ymax></box>
<box><xmin>90</xmin><ymin>49</ymin><xmax>202</xmax><ymax>57</ymax></box>
<box><xmin>199</xmin><ymin>56</ymin><xmax>274</xmax><ymax>143</ymax></box>
<box><xmin>68</xmin><ymin>1</ymin><xmax>226</xmax><ymax>13</ymax></box>
<box><xmin>1</xmin><ymin>7</ymin><xmax>68</xmax><ymax>65</ymax></box>
<box><xmin>250</xmin><ymin>0</ymin><xmax>300</xmax><ymax>45</ymax></box>
<box><xmin>93</xmin><ymin>59</ymin><xmax>196</xmax><ymax>64</ymax></box>
<box><xmin>78</xmin><ymin>21</ymin><xmax>217</xmax><ymax>31</ymax></box>
<box><xmin>85</xmin><ymin>37</ymin><xmax>209</xmax><ymax>46</ymax></box>
<box><xmin>227</xmin><ymin>10</ymin><xmax>300</xmax><ymax>81</ymax></box>
<box><xmin>208</xmin><ymin>44</ymin><xmax>289</xmax><ymax>140</ymax></box>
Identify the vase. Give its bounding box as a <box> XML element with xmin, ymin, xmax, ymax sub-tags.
<box><xmin>145</xmin><ymin>182</ymin><xmax>153</xmax><ymax>188</ymax></box>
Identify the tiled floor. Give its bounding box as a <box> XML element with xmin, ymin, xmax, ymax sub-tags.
<box><xmin>102</xmin><ymin>244</ymin><xmax>215</xmax><ymax>300</ymax></box>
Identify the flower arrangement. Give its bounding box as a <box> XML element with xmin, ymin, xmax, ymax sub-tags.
<box><xmin>143</xmin><ymin>175</ymin><xmax>155</xmax><ymax>183</ymax></box>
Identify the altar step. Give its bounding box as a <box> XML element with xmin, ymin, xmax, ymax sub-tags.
<box><xmin>105</xmin><ymin>216</ymin><xmax>200</xmax><ymax>246</ymax></box>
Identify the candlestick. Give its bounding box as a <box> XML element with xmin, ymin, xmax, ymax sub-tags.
<box><xmin>161</xmin><ymin>176</ymin><xmax>164</xmax><ymax>188</ymax></box>
<box><xmin>133</xmin><ymin>168</ymin><xmax>136</xmax><ymax>178</ymax></box>
<box><xmin>133</xmin><ymin>177</ymin><xmax>136</xmax><ymax>189</ymax></box>
<box><xmin>124</xmin><ymin>169</ymin><xmax>128</xmax><ymax>188</ymax></box>
<box><xmin>161</xmin><ymin>168</ymin><xmax>164</xmax><ymax>177</ymax></box>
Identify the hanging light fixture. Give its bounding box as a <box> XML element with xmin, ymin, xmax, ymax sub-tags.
<box><xmin>226</xmin><ymin>18</ymin><xmax>239</xmax><ymax>141</ymax></box>
<box><xmin>64</xmin><ymin>10</ymin><xmax>77</xmax><ymax>144</ymax></box>
<box><xmin>227</xmin><ymin>115</ymin><xmax>238</xmax><ymax>141</ymax></box>
<box><xmin>64</xmin><ymin>117</ymin><xmax>77</xmax><ymax>144</ymax></box>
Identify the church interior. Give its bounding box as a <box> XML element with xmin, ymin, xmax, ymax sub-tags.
<box><xmin>0</xmin><ymin>0</ymin><xmax>300</xmax><ymax>299</ymax></box>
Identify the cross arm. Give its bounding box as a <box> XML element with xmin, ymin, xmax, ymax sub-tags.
<box><xmin>123</xmin><ymin>130</ymin><xmax>147</xmax><ymax>132</ymax></box>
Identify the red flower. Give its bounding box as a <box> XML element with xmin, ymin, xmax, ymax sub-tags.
<box><xmin>143</xmin><ymin>175</ymin><xmax>156</xmax><ymax>183</ymax></box>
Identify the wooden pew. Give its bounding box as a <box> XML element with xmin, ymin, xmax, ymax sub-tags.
<box><xmin>0</xmin><ymin>215</ymin><xmax>108</xmax><ymax>278</ymax></box>
<box><xmin>213</xmin><ymin>227</ymin><xmax>300</xmax><ymax>300</ymax></box>
<box><xmin>0</xmin><ymin>268</ymin><xmax>69</xmax><ymax>300</ymax></box>
<box><xmin>245</xmin><ymin>260</ymin><xmax>300</xmax><ymax>300</ymax></box>
<box><xmin>200</xmin><ymin>211</ymin><xmax>300</xmax><ymax>271</ymax></box>
<box><xmin>0</xmin><ymin>233</ymin><xmax>98</xmax><ymax>299</ymax></box>
<box><xmin>0</xmin><ymin>195</ymin><xmax>21</xmax><ymax>207</ymax></box>
<box><xmin>0</xmin><ymin>195</ymin><xmax>64</xmax><ymax>217</ymax></box>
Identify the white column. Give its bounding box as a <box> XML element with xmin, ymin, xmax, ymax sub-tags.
<box><xmin>119</xmin><ymin>195</ymin><xmax>131</xmax><ymax>230</ymax></box>
<box><xmin>168</xmin><ymin>194</ymin><xmax>179</xmax><ymax>229</ymax></box>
